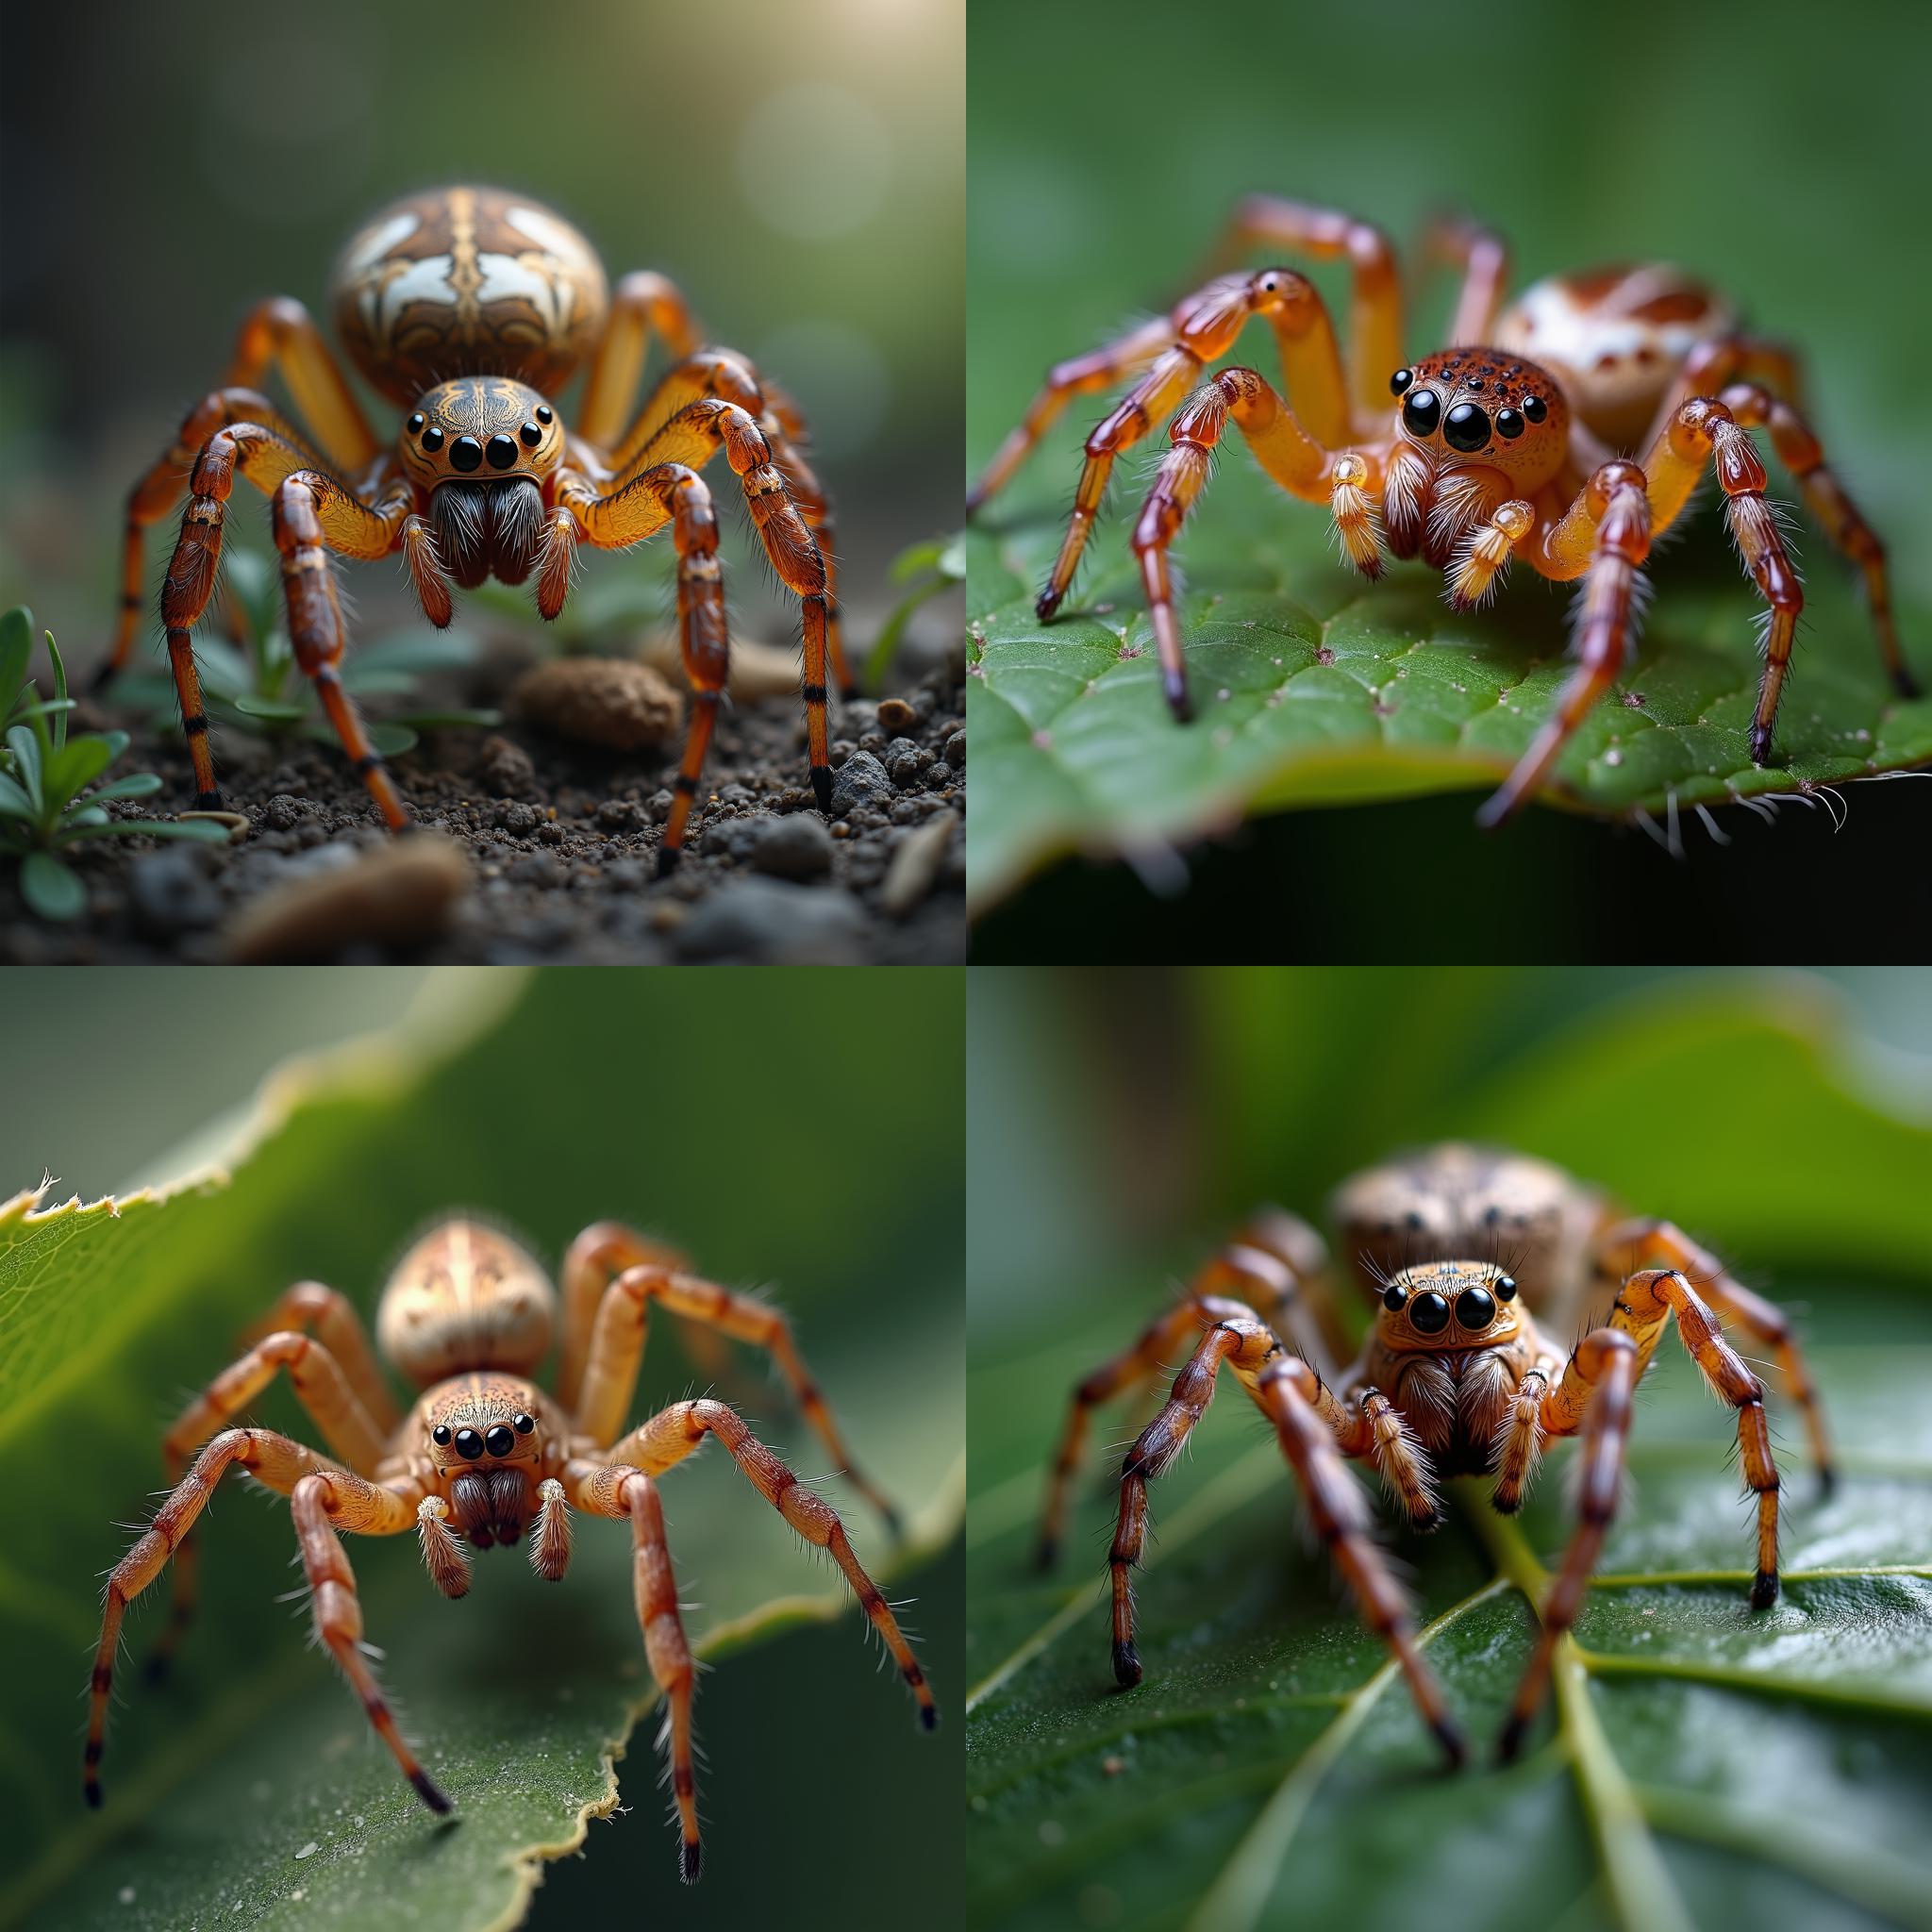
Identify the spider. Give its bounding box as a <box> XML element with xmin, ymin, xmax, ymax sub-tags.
<box><xmin>1034</xmin><ymin>1143</ymin><xmax>1833</xmax><ymax>1762</ymax></box>
<box><xmin>968</xmin><ymin>199</ymin><xmax>1915</xmax><ymax>824</ymax></box>
<box><xmin>93</xmin><ymin>185</ymin><xmax>857</xmax><ymax>872</ymax></box>
<box><xmin>84</xmin><ymin>1219</ymin><xmax>933</xmax><ymax>1883</ymax></box>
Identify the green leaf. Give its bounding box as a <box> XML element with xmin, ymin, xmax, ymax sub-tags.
<box><xmin>0</xmin><ymin>605</ymin><xmax>31</xmax><ymax>714</ymax></box>
<box><xmin>390</xmin><ymin>707</ymin><xmax>505</xmax><ymax>732</ymax></box>
<box><xmin>869</xmin><ymin>533</ymin><xmax>971</xmax><ymax>689</ymax></box>
<box><xmin>0</xmin><ymin>772</ymin><xmax>37</xmax><ymax>820</ymax></box>
<box><xmin>57</xmin><ymin>815</ymin><xmax>235</xmax><ymax>844</ymax></box>
<box><xmin>85</xmin><ymin>773</ymin><xmax>164</xmax><ymax>802</ymax></box>
<box><xmin>350</xmin><ymin>626</ymin><xmax>484</xmax><ymax>675</ymax></box>
<box><xmin>7</xmin><ymin>722</ymin><xmax>42</xmax><ymax>811</ymax></box>
<box><xmin>964</xmin><ymin>474</ymin><xmax>1932</xmax><ymax>912</ymax></box>
<box><xmin>45</xmin><ymin>629</ymin><xmax>69</xmax><ymax>753</ymax></box>
<box><xmin>1</xmin><ymin>972</ymin><xmax>962</xmax><ymax>1930</ymax></box>
<box><xmin>967</xmin><ymin>976</ymin><xmax>1932</xmax><ymax>1932</ymax></box>
<box><xmin>232</xmin><ymin>693</ymin><xmax>313</xmax><ymax>723</ymax></box>
<box><xmin>18</xmin><ymin>848</ymin><xmax>86</xmax><ymax>920</ymax></box>
<box><xmin>39</xmin><ymin>733</ymin><xmax>116</xmax><ymax>811</ymax></box>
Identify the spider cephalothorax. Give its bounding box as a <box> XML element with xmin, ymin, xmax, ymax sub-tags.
<box><xmin>99</xmin><ymin>185</ymin><xmax>856</xmax><ymax>872</ymax></box>
<box><xmin>970</xmin><ymin>202</ymin><xmax>1916</xmax><ymax>824</ymax></box>
<box><xmin>86</xmin><ymin>1218</ymin><xmax>931</xmax><ymax>1882</ymax></box>
<box><xmin>1036</xmin><ymin>1142</ymin><xmax>1833</xmax><ymax>1763</ymax></box>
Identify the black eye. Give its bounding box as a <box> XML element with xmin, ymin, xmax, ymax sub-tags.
<box><xmin>1455</xmin><ymin>1287</ymin><xmax>1496</xmax><ymax>1329</ymax></box>
<box><xmin>448</xmin><ymin>435</ymin><xmax>483</xmax><ymax>473</ymax></box>
<box><xmin>408</xmin><ymin>412</ymin><xmax>426</xmax><ymax>434</ymax></box>
<box><xmin>1523</xmin><ymin>395</ymin><xmax>1547</xmax><ymax>424</ymax></box>
<box><xmin>1466</xmin><ymin>377</ymin><xmax>1485</xmax><ymax>391</ymax></box>
<box><xmin>1390</xmin><ymin>368</ymin><xmax>1414</xmax><ymax>395</ymax></box>
<box><xmin>421</xmin><ymin>425</ymin><xmax>444</xmax><ymax>453</ymax></box>
<box><xmin>1408</xmin><ymin>1291</ymin><xmax>1452</xmax><ymax>1335</ymax></box>
<box><xmin>486</xmin><ymin>433</ymin><xmax>519</xmax><ymax>470</ymax></box>
<box><xmin>1495</xmin><ymin>1274</ymin><xmax>1519</xmax><ymax>1302</ymax></box>
<box><xmin>535</xmin><ymin>404</ymin><xmax>554</xmax><ymax>424</ymax></box>
<box><xmin>513</xmin><ymin>1411</ymin><xmax>535</xmax><ymax>1434</ymax></box>
<box><xmin>1383</xmin><ymin>1284</ymin><xmax>1409</xmax><ymax>1311</ymax></box>
<box><xmin>454</xmin><ymin>1427</ymin><xmax>485</xmax><ymax>1459</ymax></box>
<box><xmin>1443</xmin><ymin>403</ymin><xmax>1491</xmax><ymax>452</ymax></box>
<box><xmin>1495</xmin><ymin>408</ymin><xmax>1524</xmax><ymax>440</ymax></box>
<box><xmin>519</xmin><ymin>421</ymin><xmax>542</xmax><ymax>448</ymax></box>
<box><xmin>431</xmin><ymin>1424</ymin><xmax>452</xmax><ymax>1446</ymax></box>
<box><xmin>1401</xmin><ymin>389</ymin><xmax>1441</xmax><ymax>437</ymax></box>
<box><xmin>484</xmin><ymin>1423</ymin><xmax>515</xmax><ymax>1457</ymax></box>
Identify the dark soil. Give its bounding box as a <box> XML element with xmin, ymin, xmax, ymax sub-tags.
<box><xmin>0</xmin><ymin>641</ymin><xmax>965</xmax><ymax>965</ymax></box>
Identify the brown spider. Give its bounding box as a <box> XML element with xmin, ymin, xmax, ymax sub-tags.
<box><xmin>969</xmin><ymin>199</ymin><xmax>1915</xmax><ymax>823</ymax></box>
<box><xmin>95</xmin><ymin>185</ymin><xmax>856</xmax><ymax>872</ymax></box>
<box><xmin>1035</xmin><ymin>1143</ymin><xmax>1833</xmax><ymax>1763</ymax></box>
<box><xmin>85</xmin><ymin>1220</ymin><xmax>933</xmax><ymax>1883</ymax></box>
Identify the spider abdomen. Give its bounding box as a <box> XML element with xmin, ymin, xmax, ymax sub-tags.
<box><xmin>330</xmin><ymin>185</ymin><xmax>609</xmax><ymax>406</ymax></box>
<box><xmin>1495</xmin><ymin>265</ymin><xmax>1737</xmax><ymax>449</ymax></box>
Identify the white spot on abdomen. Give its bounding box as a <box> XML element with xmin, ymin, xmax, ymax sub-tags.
<box><xmin>342</xmin><ymin>211</ymin><xmax>421</xmax><ymax>276</ymax></box>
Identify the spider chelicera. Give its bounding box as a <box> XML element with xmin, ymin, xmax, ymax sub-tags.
<box><xmin>1035</xmin><ymin>1143</ymin><xmax>1831</xmax><ymax>1761</ymax></box>
<box><xmin>970</xmin><ymin>199</ymin><xmax>1915</xmax><ymax>823</ymax></box>
<box><xmin>96</xmin><ymin>185</ymin><xmax>854</xmax><ymax>871</ymax></box>
<box><xmin>85</xmin><ymin>1220</ymin><xmax>933</xmax><ymax>1882</ymax></box>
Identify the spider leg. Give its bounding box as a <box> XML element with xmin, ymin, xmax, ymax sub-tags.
<box><xmin>145</xmin><ymin>1328</ymin><xmax>390</xmax><ymax>1679</ymax></box>
<box><xmin>1640</xmin><ymin>397</ymin><xmax>1807</xmax><ymax>764</ymax></box>
<box><xmin>236</xmin><ymin>1280</ymin><xmax>401</xmax><ymax>1432</ymax></box>
<box><xmin>1719</xmin><ymin>381</ymin><xmax>1915</xmax><ymax>700</ymax></box>
<box><xmin>1594</xmin><ymin>1216</ymin><xmax>1834</xmax><ymax>1492</ymax></box>
<box><xmin>597</xmin><ymin>1402</ymin><xmax>938</xmax><ymax>1728</ymax></box>
<box><xmin>225</xmin><ymin>295</ymin><xmax>381</xmax><ymax>473</ymax></box>
<box><xmin>575</xmin><ymin>270</ymin><xmax>702</xmax><ymax>450</ymax></box>
<box><xmin>602</xmin><ymin>352</ymin><xmax>857</xmax><ymax>698</ymax></box>
<box><xmin>1445</xmin><ymin>498</ymin><xmax>1536</xmax><ymax>611</ymax></box>
<box><xmin>572</xmin><ymin>1242</ymin><xmax>899</xmax><ymax>1535</ymax></box>
<box><xmin>1420</xmin><ymin>211</ymin><xmax>1512</xmax><ymax>349</ymax></box>
<box><xmin>1475</xmin><ymin>459</ymin><xmax>1652</xmax><ymax>827</ymax></box>
<box><xmin>1490</xmin><ymin>1366</ymin><xmax>1551</xmax><ymax>1515</ymax></box>
<box><xmin>558</xmin><ymin>1223</ymin><xmax>690</xmax><ymax>1414</ymax></box>
<box><xmin>1127</xmin><ymin>366</ymin><xmax>1372</xmax><ymax>718</ymax></box>
<box><xmin>1496</xmin><ymin>1326</ymin><xmax>1639</xmax><ymax>1760</ymax></box>
<box><xmin>567</xmin><ymin>1462</ymin><xmax>701</xmax><ymax>1880</ymax></box>
<box><xmin>86</xmin><ymin>1429</ymin><xmax>432</xmax><ymax>1809</ymax></box>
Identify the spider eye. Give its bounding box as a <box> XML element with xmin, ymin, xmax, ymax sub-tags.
<box><xmin>485</xmin><ymin>433</ymin><xmax>520</xmax><ymax>470</ymax></box>
<box><xmin>1400</xmin><ymin>389</ymin><xmax>1441</xmax><ymax>437</ymax></box>
<box><xmin>1455</xmin><ymin>1286</ymin><xmax>1496</xmax><ymax>1329</ymax></box>
<box><xmin>1407</xmin><ymin>1291</ymin><xmax>1452</xmax><ymax>1335</ymax></box>
<box><xmin>513</xmin><ymin>1411</ymin><xmax>535</xmax><ymax>1434</ymax></box>
<box><xmin>535</xmin><ymin>404</ymin><xmax>555</xmax><ymax>425</ymax></box>
<box><xmin>454</xmin><ymin>1427</ymin><xmax>485</xmax><ymax>1459</ymax></box>
<box><xmin>484</xmin><ymin>1423</ymin><xmax>515</xmax><ymax>1457</ymax></box>
<box><xmin>1523</xmin><ymin>395</ymin><xmax>1548</xmax><ymax>424</ymax></box>
<box><xmin>519</xmin><ymin>422</ymin><xmax>542</xmax><ymax>448</ymax></box>
<box><xmin>408</xmin><ymin>412</ymin><xmax>426</xmax><ymax>434</ymax></box>
<box><xmin>448</xmin><ymin>435</ymin><xmax>484</xmax><ymax>473</ymax></box>
<box><xmin>421</xmin><ymin>425</ymin><xmax>445</xmax><ymax>454</ymax></box>
<box><xmin>1495</xmin><ymin>1274</ymin><xmax>1519</xmax><ymax>1302</ymax></box>
<box><xmin>1443</xmin><ymin>402</ymin><xmax>1491</xmax><ymax>452</ymax></box>
<box><xmin>1390</xmin><ymin>368</ymin><xmax>1414</xmax><ymax>396</ymax></box>
<box><xmin>1382</xmin><ymin>1284</ymin><xmax>1409</xmax><ymax>1311</ymax></box>
<box><xmin>431</xmin><ymin>1424</ymin><xmax>452</xmax><ymax>1446</ymax></box>
<box><xmin>1495</xmin><ymin>408</ymin><xmax>1524</xmax><ymax>440</ymax></box>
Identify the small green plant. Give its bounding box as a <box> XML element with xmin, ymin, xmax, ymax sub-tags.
<box><xmin>1</xmin><ymin>606</ymin><xmax>230</xmax><ymax>922</ymax></box>
<box><xmin>111</xmin><ymin>543</ymin><xmax>501</xmax><ymax>758</ymax></box>
<box><xmin>867</xmin><ymin>532</ymin><xmax>966</xmax><ymax>687</ymax></box>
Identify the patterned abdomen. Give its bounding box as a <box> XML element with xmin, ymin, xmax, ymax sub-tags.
<box><xmin>1494</xmin><ymin>265</ymin><xmax>1736</xmax><ymax>450</ymax></box>
<box><xmin>330</xmin><ymin>186</ymin><xmax>609</xmax><ymax>405</ymax></box>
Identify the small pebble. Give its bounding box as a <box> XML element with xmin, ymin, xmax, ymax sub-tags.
<box><xmin>830</xmin><ymin>750</ymin><xmax>894</xmax><ymax>818</ymax></box>
<box><xmin>674</xmin><ymin>878</ymin><xmax>867</xmax><ymax>963</ymax></box>
<box><xmin>223</xmin><ymin>833</ymin><xmax>469</xmax><ymax>962</ymax></box>
<box><xmin>513</xmin><ymin>658</ymin><xmax>682</xmax><ymax>750</ymax></box>
<box><xmin>879</xmin><ymin>810</ymin><xmax>958</xmax><ymax>918</ymax></box>
<box><xmin>876</xmin><ymin>696</ymin><xmax>917</xmax><ymax>733</ymax></box>
<box><xmin>128</xmin><ymin>847</ymin><xmax>223</xmax><ymax>934</ymax></box>
<box><xmin>746</xmin><ymin>812</ymin><xmax>835</xmax><ymax>880</ymax></box>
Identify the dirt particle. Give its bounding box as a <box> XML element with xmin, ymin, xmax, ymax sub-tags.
<box><xmin>876</xmin><ymin>696</ymin><xmax>918</xmax><ymax>734</ymax></box>
<box><xmin>222</xmin><ymin>833</ymin><xmax>469</xmax><ymax>962</ymax></box>
<box><xmin>879</xmin><ymin>809</ymin><xmax>958</xmax><ymax>918</ymax></box>
<box><xmin>831</xmin><ymin>750</ymin><xmax>894</xmax><ymax>818</ymax></box>
<box><xmin>512</xmin><ymin>658</ymin><xmax>683</xmax><ymax>751</ymax></box>
<box><xmin>746</xmin><ymin>812</ymin><xmax>835</xmax><ymax>881</ymax></box>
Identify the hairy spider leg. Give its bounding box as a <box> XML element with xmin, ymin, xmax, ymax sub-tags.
<box><xmin>1127</xmin><ymin>365</ymin><xmax>1379</xmax><ymax>717</ymax></box>
<box><xmin>570</xmin><ymin>1250</ymin><xmax>900</xmax><ymax>1534</ymax></box>
<box><xmin>558</xmin><ymin>1224</ymin><xmax>691</xmax><ymax>1413</ymax></box>
<box><xmin>1593</xmin><ymin>1216</ymin><xmax>1834</xmax><ymax>1491</ymax></box>
<box><xmin>86</xmin><ymin>1428</ymin><xmax>440</xmax><ymax>1811</ymax></box>
<box><xmin>601</xmin><ymin>350</ymin><xmax>856</xmax><ymax>697</ymax></box>
<box><xmin>1496</xmin><ymin>1324</ymin><xmax>1639</xmax><ymax>1759</ymax></box>
<box><xmin>599</xmin><ymin>1400</ymin><xmax>937</xmax><ymax>1727</ymax></box>
<box><xmin>1420</xmin><ymin>212</ymin><xmax>1513</xmax><ymax>349</ymax></box>
<box><xmin>567</xmin><ymin>1462</ymin><xmax>703</xmax><ymax>1882</ymax></box>
<box><xmin>236</xmin><ymin>1281</ymin><xmax>403</xmax><ymax>1432</ymax></box>
<box><xmin>575</xmin><ymin>270</ymin><xmax>702</xmax><ymax>450</ymax></box>
<box><xmin>146</xmin><ymin>1328</ymin><xmax>389</xmax><ymax>1678</ymax></box>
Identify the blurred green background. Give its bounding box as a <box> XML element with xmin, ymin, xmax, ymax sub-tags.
<box><xmin>0</xmin><ymin>0</ymin><xmax>963</xmax><ymax>677</ymax></box>
<box><xmin>967</xmin><ymin>0</ymin><xmax>1932</xmax><ymax>959</ymax></box>
<box><xmin>1</xmin><ymin>966</ymin><xmax>963</xmax><ymax>1928</ymax></box>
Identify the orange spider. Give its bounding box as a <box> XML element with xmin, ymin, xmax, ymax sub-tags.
<box><xmin>97</xmin><ymin>186</ymin><xmax>855</xmax><ymax>871</ymax></box>
<box><xmin>970</xmin><ymin>200</ymin><xmax>1914</xmax><ymax>823</ymax></box>
<box><xmin>85</xmin><ymin>1221</ymin><xmax>933</xmax><ymax>1883</ymax></box>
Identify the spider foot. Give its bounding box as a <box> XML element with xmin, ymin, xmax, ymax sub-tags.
<box><xmin>409</xmin><ymin>1767</ymin><xmax>455</xmax><ymax>1815</ymax></box>
<box><xmin>89</xmin><ymin>660</ymin><xmax>119</xmax><ymax>697</ymax></box>
<box><xmin>1111</xmin><ymin>1639</ymin><xmax>1142</xmax><ymax>1688</ymax></box>
<box><xmin>680</xmin><ymin>1840</ymin><xmax>703</xmax><ymax>1885</ymax></box>
<box><xmin>1748</xmin><ymin>724</ymin><xmax>1777</xmax><ymax>766</ymax></box>
<box><xmin>810</xmin><ymin>767</ymin><xmax>833</xmax><ymax>814</ymax></box>
<box><xmin>654</xmin><ymin>846</ymin><xmax>680</xmax><ymax>880</ymax></box>
<box><xmin>1817</xmin><ymin>1462</ymin><xmax>1840</xmax><ymax>1502</ymax></box>
<box><xmin>1751</xmin><ymin>1569</ymin><xmax>1779</xmax><ymax>1609</ymax></box>
<box><xmin>1035</xmin><ymin>587</ymin><xmax>1065</xmax><ymax>623</ymax></box>
<box><xmin>1034</xmin><ymin>1534</ymin><xmax>1060</xmax><ymax>1572</ymax></box>
<box><xmin>1162</xmin><ymin>669</ymin><xmax>1194</xmax><ymax>724</ymax></box>
<box><xmin>193</xmin><ymin>790</ymin><xmax>225</xmax><ymax>812</ymax></box>
<box><xmin>1495</xmin><ymin>1710</ymin><xmax>1532</xmax><ymax>1763</ymax></box>
<box><xmin>1431</xmin><ymin>1714</ymin><xmax>1468</xmax><ymax>1769</ymax></box>
<box><xmin>1892</xmin><ymin>665</ymin><xmax>1923</xmax><ymax>700</ymax></box>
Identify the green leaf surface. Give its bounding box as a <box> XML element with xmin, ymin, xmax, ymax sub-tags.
<box><xmin>3</xmin><ymin>970</ymin><xmax>964</xmax><ymax>1931</ymax></box>
<box><xmin>0</xmin><ymin>606</ymin><xmax>31</xmax><ymax>715</ymax></box>
<box><xmin>966</xmin><ymin>980</ymin><xmax>1932</xmax><ymax>1932</ymax></box>
<box><xmin>964</xmin><ymin>472</ymin><xmax>1932</xmax><ymax>913</ymax></box>
<box><xmin>18</xmin><ymin>848</ymin><xmax>84</xmax><ymax>920</ymax></box>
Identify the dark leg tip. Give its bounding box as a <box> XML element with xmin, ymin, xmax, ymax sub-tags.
<box><xmin>1491</xmin><ymin>1491</ymin><xmax>1523</xmax><ymax>1518</ymax></box>
<box><xmin>921</xmin><ymin>1705</ymin><xmax>939</xmax><ymax>1732</ymax></box>
<box><xmin>838</xmin><ymin>683</ymin><xmax>859</xmax><ymax>705</ymax></box>
<box><xmin>411</xmin><ymin>1769</ymin><xmax>455</xmax><ymax>1815</ymax></box>
<box><xmin>1892</xmin><ymin>668</ymin><xmax>1922</xmax><ymax>700</ymax></box>
<box><xmin>142</xmin><ymin>1651</ymin><xmax>174</xmax><ymax>1687</ymax></box>
<box><xmin>84</xmin><ymin>1779</ymin><xmax>102</xmax><ymax>1809</ymax></box>
<box><xmin>878</xmin><ymin>1503</ymin><xmax>906</xmax><ymax>1542</ymax></box>
<box><xmin>809</xmin><ymin>767</ymin><xmax>833</xmax><ymax>815</ymax></box>
<box><xmin>679</xmin><ymin>1840</ymin><xmax>702</xmax><ymax>1886</ymax></box>
<box><xmin>1474</xmin><ymin>788</ymin><xmax>1516</xmax><ymax>832</ymax></box>
<box><xmin>1496</xmin><ymin>1713</ymin><xmax>1531</xmax><ymax>1764</ymax></box>
<box><xmin>193</xmin><ymin>790</ymin><xmax>225</xmax><ymax>811</ymax></box>
<box><xmin>1162</xmin><ymin>672</ymin><xmax>1193</xmax><ymax>724</ymax></box>
<box><xmin>1411</xmin><ymin>1507</ymin><xmax>1446</xmax><ymax>1534</ymax></box>
<box><xmin>1431</xmin><ymin>1716</ymin><xmax>1469</xmax><ymax>1770</ymax></box>
<box><xmin>1749</xmin><ymin>726</ymin><xmax>1775</xmax><ymax>767</ymax></box>
<box><xmin>89</xmin><ymin>661</ymin><xmax>118</xmax><ymax>697</ymax></box>
<box><xmin>1751</xmin><ymin>1571</ymin><xmax>1779</xmax><ymax>1610</ymax></box>
<box><xmin>1817</xmin><ymin>1464</ymin><xmax>1840</xmax><ymax>1502</ymax></box>
<box><xmin>1035</xmin><ymin>589</ymin><xmax>1063</xmax><ymax>623</ymax></box>
<box><xmin>965</xmin><ymin>490</ymin><xmax>985</xmax><ymax>521</ymax></box>
<box><xmin>1111</xmin><ymin>1641</ymin><xmax>1142</xmax><ymax>1689</ymax></box>
<box><xmin>655</xmin><ymin>845</ymin><xmax>680</xmax><ymax>880</ymax></box>
<box><xmin>1034</xmin><ymin>1536</ymin><xmax>1060</xmax><ymax>1573</ymax></box>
